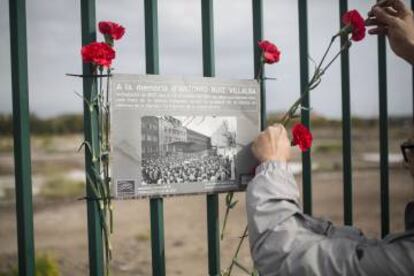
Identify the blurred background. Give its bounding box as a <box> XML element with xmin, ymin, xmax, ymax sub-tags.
<box><xmin>0</xmin><ymin>0</ymin><xmax>413</xmax><ymax>275</ymax></box>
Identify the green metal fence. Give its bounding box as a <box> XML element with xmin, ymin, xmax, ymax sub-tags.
<box><xmin>8</xmin><ymin>0</ymin><xmax>409</xmax><ymax>275</ymax></box>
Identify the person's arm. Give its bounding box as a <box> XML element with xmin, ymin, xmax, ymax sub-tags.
<box><xmin>246</xmin><ymin>161</ymin><xmax>368</xmax><ymax>275</ymax></box>
<box><xmin>247</xmin><ymin>124</ymin><xmax>414</xmax><ymax>276</ymax></box>
<box><xmin>367</xmin><ymin>0</ymin><xmax>414</xmax><ymax>64</ymax></box>
<box><xmin>246</xmin><ymin>125</ymin><xmax>366</xmax><ymax>275</ymax></box>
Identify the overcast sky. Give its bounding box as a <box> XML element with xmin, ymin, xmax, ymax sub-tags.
<box><xmin>0</xmin><ymin>0</ymin><xmax>412</xmax><ymax>119</ymax></box>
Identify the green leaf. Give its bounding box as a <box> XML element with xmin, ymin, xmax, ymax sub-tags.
<box><xmin>77</xmin><ymin>140</ymin><xmax>93</xmax><ymax>154</ymax></box>
<box><xmin>225</xmin><ymin>192</ymin><xmax>233</xmax><ymax>205</ymax></box>
<box><xmin>229</xmin><ymin>200</ymin><xmax>238</xmax><ymax>209</ymax></box>
<box><xmin>85</xmin><ymin>172</ymin><xmax>101</xmax><ymax>199</ymax></box>
<box><xmin>232</xmin><ymin>259</ymin><xmax>251</xmax><ymax>275</ymax></box>
<box><xmin>73</xmin><ymin>90</ymin><xmax>91</xmax><ymax>105</ymax></box>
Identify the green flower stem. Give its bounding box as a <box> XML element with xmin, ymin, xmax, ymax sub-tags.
<box><xmin>221</xmin><ymin>192</ymin><xmax>234</xmax><ymax>240</ymax></box>
<box><xmin>98</xmin><ymin>68</ymin><xmax>104</xmax><ymax>144</ymax></box>
<box><xmin>104</xmin><ymin>68</ymin><xmax>112</xmax><ymax>233</ymax></box>
<box><xmin>280</xmin><ymin>37</ymin><xmax>351</xmax><ymax>126</ymax></box>
<box><xmin>224</xmin><ymin>34</ymin><xmax>354</xmax><ymax>276</ymax></box>
<box><xmin>255</xmin><ymin>59</ymin><xmax>263</xmax><ymax>81</ymax></box>
<box><xmin>315</xmin><ymin>35</ymin><xmax>337</xmax><ymax>75</ymax></box>
<box><xmin>227</xmin><ymin>225</ymin><xmax>248</xmax><ymax>276</ymax></box>
<box><xmin>90</xmin><ymin>78</ymin><xmax>98</xmax><ymax>161</ymax></box>
<box><xmin>319</xmin><ymin>38</ymin><xmax>351</xmax><ymax>76</ymax></box>
<box><xmin>232</xmin><ymin>259</ymin><xmax>252</xmax><ymax>275</ymax></box>
<box><xmin>70</xmin><ymin>66</ymin><xmax>113</xmax><ymax>274</ymax></box>
<box><xmin>105</xmin><ymin>68</ymin><xmax>111</xmax><ymax>147</ymax></box>
<box><xmin>92</xmin><ymin>71</ymin><xmax>113</xmax><ymax>273</ymax></box>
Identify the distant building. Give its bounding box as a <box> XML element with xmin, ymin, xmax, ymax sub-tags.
<box><xmin>158</xmin><ymin>116</ymin><xmax>187</xmax><ymax>154</ymax></box>
<box><xmin>141</xmin><ymin>116</ymin><xmax>159</xmax><ymax>157</ymax></box>
<box><xmin>186</xmin><ymin>129</ymin><xmax>211</xmax><ymax>152</ymax></box>
<box><xmin>141</xmin><ymin>116</ymin><xmax>210</xmax><ymax>157</ymax></box>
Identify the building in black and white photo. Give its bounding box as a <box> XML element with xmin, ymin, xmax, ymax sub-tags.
<box><xmin>141</xmin><ymin>116</ymin><xmax>237</xmax><ymax>185</ymax></box>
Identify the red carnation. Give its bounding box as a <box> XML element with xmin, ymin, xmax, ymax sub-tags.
<box><xmin>99</xmin><ymin>21</ymin><xmax>125</xmax><ymax>41</ymax></box>
<box><xmin>291</xmin><ymin>123</ymin><xmax>313</xmax><ymax>152</ymax></box>
<box><xmin>342</xmin><ymin>10</ymin><xmax>366</xmax><ymax>42</ymax></box>
<box><xmin>258</xmin><ymin>40</ymin><xmax>281</xmax><ymax>64</ymax></box>
<box><xmin>81</xmin><ymin>42</ymin><xmax>116</xmax><ymax>68</ymax></box>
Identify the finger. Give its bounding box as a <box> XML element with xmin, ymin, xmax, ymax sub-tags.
<box><xmin>372</xmin><ymin>7</ymin><xmax>398</xmax><ymax>26</ymax></box>
<box><xmin>369</xmin><ymin>0</ymin><xmax>390</xmax><ymax>17</ymax></box>
<box><xmin>252</xmin><ymin>133</ymin><xmax>262</xmax><ymax>146</ymax></box>
<box><xmin>371</xmin><ymin>0</ymin><xmax>408</xmax><ymax>15</ymax></box>
<box><xmin>251</xmin><ymin>138</ymin><xmax>259</xmax><ymax>152</ymax></box>
<box><xmin>403</xmin><ymin>161</ymin><xmax>409</xmax><ymax>170</ymax></box>
<box><xmin>365</xmin><ymin>17</ymin><xmax>379</xmax><ymax>26</ymax></box>
<box><xmin>271</xmin><ymin>123</ymin><xmax>283</xmax><ymax>134</ymax></box>
<box><xmin>269</xmin><ymin>124</ymin><xmax>283</xmax><ymax>137</ymax></box>
<box><xmin>280</xmin><ymin>125</ymin><xmax>287</xmax><ymax>136</ymax></box>
<box><xmin>368</xmin><ymin>26</ymin><xmax>389</xmax><ymax>36</ymax></box>
<box><xmin>268</xmin><ymin>126</ymin><xmax>279</xmax><ymax>142</ymax></box>
<box><xmin>384</xmin><ymin>6</ymin><xmax>398</xmax><ymax>16</ymax></box>
<box><xmin>368</xmin><ymin>0</ymin><xmax>390</xmax><ymax>16</ymax></box>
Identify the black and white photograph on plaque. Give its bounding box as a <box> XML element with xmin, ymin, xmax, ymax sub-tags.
<box><xmin>110</xmin><ymin>74</ymin><xmax>260</xmax><ymax>198</ymax></box>
<box><xmin>141</xmin><ymin>116</ymin><xmax>237</xmax><ymax>186</ymax></box>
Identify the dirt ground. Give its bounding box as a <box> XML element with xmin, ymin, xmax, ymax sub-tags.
<box><xmin>1</xmin><ymin>124</ymin><xmax>413</xmax><ymax>275</ymax></box>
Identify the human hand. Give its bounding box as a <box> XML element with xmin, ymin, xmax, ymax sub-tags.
<box><xmin>402</xmin><ymin>139</ymin><xmax>414</xmax><ymax>178</ymax></box>
<box><xmin>404</xmin><ymin>154</ymin><xmax>414</xmax><ymax>178</ymax></box>
<box><xmin>367</xmin><ymin>0</ymin><xmax>414</xmax><ymax>64</ymax></box>
<box><xmin>251</xmin><ymin>124</ymin><xmax>291</xmax><ymax>163</ymax></box>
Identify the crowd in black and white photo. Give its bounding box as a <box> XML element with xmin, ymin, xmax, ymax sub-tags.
<box><xmin>141</xmin><ymin>154</ymin><xmax>233</xmax><ymax>185</ymax></box>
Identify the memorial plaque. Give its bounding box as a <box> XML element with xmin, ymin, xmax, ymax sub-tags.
<box><xmin>110</xmin><ymin>74</ymin><xmax>260</xmax><ymax>198</ymax></box>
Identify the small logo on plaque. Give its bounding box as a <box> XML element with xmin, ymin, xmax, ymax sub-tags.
<box><xmin>117</xmin><ymin>180</ymin><xmax>135</xmax><ymax>196</ymax></box>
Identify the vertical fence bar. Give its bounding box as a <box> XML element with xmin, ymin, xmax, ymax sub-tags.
<box><xmin>339</xmin><ymin>0</ymin><xmax>353</xmax><ymax>226</ymax></box>
<box><xmin>149</xmin><ymin>200</ymin><xmax>165</xmax><ymax>276</ymax></box>
<box><xmin>412</xmin><ymin>0</ymin><xmax>414</xmax><ymax>123</ymax></box>
<box><xmin>252</xmin><ymin>0</ymin><xmax>266</xmax><ymax>129</ymax></box>
<box><xmin>144</xmin><ymin>1</ymin><xmax>166</xmax><ymax>275</ymax></box>
<box><xmin>8</xmin><ymin>0</ymin><xmax>35</xmax><ymax>274</ymax></box>
<box><xmin>80</xmin><ymin>1</ymin><xmax>105</xmax><ymax>275</ymax></box>
<box><xmin>298</xmin><ymin>0</ymin><xmax>312</xmax><ymax>215</ymax></box>
<box><xmin>377</xmin><ymin>28</ymin><xmax>389</xmax><ymax>237</ymax></box>
<box><xmin>201</xmin><ymin>1</ymin><xmax>221</xmax><ymax>275</ymax></box>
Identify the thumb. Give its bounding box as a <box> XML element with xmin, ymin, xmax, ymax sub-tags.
<box><xmin>373</xmin><ymin>6</ymin><xmax>398</xmax><ymax>26</ymax></box>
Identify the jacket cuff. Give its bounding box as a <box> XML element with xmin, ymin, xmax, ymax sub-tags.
<box><xmin>255</xmin><ymin>160</ymin><xmax>291</xmax><ymax>175</ymax></box>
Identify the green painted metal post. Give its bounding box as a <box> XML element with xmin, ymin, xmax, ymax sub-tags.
<box><xmin>298</xmin><ymin>0</ymin><xmax>312</xmax><ymax>215</ymax></box>
<box><xmin>206</xmin><ymin>196</ymin><xmax>220</xmax><ymax>276</ymax></box>
<box><xmin>201</xmin><ymin>1</ymin><xmax>221</xmax><ymax>275</ymax></box>
<box><xmin>80</xmin><ymin>1</ymin><xmax>105</xmax><ymax>275</ymax></box>
<box><xmin>377</xmin><ymin>29</ymin><xmax>389</xmax><ymax>238</ymax></box>
<box><xmin>412</xmin><ymin>0</ymin><xmax>414</xmax><ymax>123</ymax></box>
<box><xmin>144</xmin><ymin>1</ymin><xmax>166</xmax><ymax>275</ymax></box>
<box><xmin>149</xmin><ymin>199</ymin><xmax>165</xmax><ymax>276</ymax></box>
<box><xmin>8</xmin><ymin>0</ymin><xmax>35</xmax><ymax>275</ymax></box>
<box><xmin>252</xmin><ymin>0</ymin><xmax>266</xmax><ymax>130</ymax></box>
<box><xmin>339</xmin><ymin>0</ymin><xmax>353</xmax><ymax>226</ymax></box>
